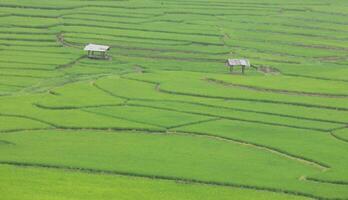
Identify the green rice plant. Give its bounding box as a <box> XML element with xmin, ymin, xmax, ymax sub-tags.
<box><xmin>334</xmin><ymin>129</ymin><xmax>348</xmax><ymax>141</ymax></box>
<box><xmin>36</xmin><ymin>81</ymin><xmax>125</xmax><ymax>108</ymax></box>
<box><xmin>86</xmin><ymin>105</ymin><xmax>215</xmax><ymax>128</ymax></box>
<box><xmin>1</xmin><ymin>0</ymin><xmax>348</xmax><ymax>199</ymax></box>
<box><xmin>0</xmin><ymin>115</ymin><xmax>50</xmax><ymax>132</ymax></box>
<box><xmin>1</xmin><ymin>130</ymin><xmax>348</xmax><ymax>199</ymax></box>
<box><xmin>0</xmin><ymin>165</ymin><xmax>310</xmax><ymax>200</ymax></box>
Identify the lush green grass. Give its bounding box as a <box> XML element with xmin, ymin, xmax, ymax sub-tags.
<box><xmin>334</xmin><ymin>129</ymin><xmax>348</xmax><ymax>141</ymax></box>
<box><xmin>2</xmin><ymin>130</ymin><xmax>348</xmax><ymax>199</ymax></box>
<box><xmin>0</xmin><ymin>165</ymin><xmax>311</xmax><ymax>200</ymax></box>
<box><xmin>0</xmin><ymin>116</ymin><xmax>50</xmax><ymax>132</ymax></box>
<box><xmin>1</xmin><ymin>0</ymin><xmax>348</xmax><ymax>199</ymax></box>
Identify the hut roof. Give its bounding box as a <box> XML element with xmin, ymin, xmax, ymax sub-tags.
<box><xmin>227</xmin><ymin>59</ymin><xmax>250</xmax><ymax>67</ymax></box>
<box><xmin>84</xmin><ymin>44</ymin><xmax>110</xmax><ymax>52</ymax></box>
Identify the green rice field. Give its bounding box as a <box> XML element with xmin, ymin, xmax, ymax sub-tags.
<box><xmin>0</xmin><ymin>0</ymin><xmax>348</xmax><ymax>199</ymax></box>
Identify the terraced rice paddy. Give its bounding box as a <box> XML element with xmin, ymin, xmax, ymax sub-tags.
<box><xmin>0</xmin><ymin>0</ymin><xmax>348</xmax><ymax>199</ymax></box>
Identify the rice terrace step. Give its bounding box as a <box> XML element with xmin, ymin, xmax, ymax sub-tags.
<box><xmin>0</xmin><ymin>0</ymin><xmax>348</xmax><ymax>200</ymax></box>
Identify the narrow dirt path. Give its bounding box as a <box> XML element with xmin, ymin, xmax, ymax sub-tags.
<box><xmin>55</xmin><ymin>55</ymin><xmax>86</xmax><ymax>70</ymax></box>
<box><xmin>56</xmin><ymin>32</ymin><xmax>81</xmax><ymax>48</ymax></box>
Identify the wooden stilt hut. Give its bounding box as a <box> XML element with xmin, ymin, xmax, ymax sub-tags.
<box><xmin>226</xmin><ymin>59</ymin><xmax>250</xmax><ymax>74</ymax></box>
<box><xmin>84</xmin><ymin>44</ymin><xmax>110</xmax><ymax>59</ymax></box>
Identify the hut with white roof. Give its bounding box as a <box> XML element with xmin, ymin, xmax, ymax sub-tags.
<box><xmin>84</xmin><ymin>44</ymin><xmax>110</xmax><ymax>59</ymax></box>
<box><xmin>226</xmin><ymin>59</ymin><xmax>250</xmax><ymax>74</ymax></box>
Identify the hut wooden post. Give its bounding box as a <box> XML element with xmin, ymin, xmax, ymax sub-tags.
<box><xmin>226</xmin><ymin>59</ymin><xmax>250</xmax><ymax>75</ymax></box>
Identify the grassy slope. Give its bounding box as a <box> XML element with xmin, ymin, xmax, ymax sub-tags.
<box><xmin>1</xmin><ymin>0</ymin><xmax>348</xmax><ymax>199</ymax></box>
<box><xmin>0</xmin><ymin>165</ymin><xmax>310</xmax><ymax>200</ymax></box>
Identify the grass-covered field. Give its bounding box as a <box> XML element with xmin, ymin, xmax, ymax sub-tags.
<box><xmin>0</xmin><ymin>0</ymin><xmax>348</xmax><ymax>199</ymax></box>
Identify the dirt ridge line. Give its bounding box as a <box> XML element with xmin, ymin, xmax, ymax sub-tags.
<box><xmin>157</xmin><ymin>86</ymin><xmax>348</xmax><ymax>111</ymax></box>
<box><xmin>55</xmin><ymin>55</ymin><xmax>86</xmax><ymax>70</ymax></box>
<box><xmin>81</xmin><ymin>109</ymin><xmax>166</xmax><ymax>129</ymax></box>
<box><xmin>56</xmin><ymin>33</ymin><xmax>81</xmax><ymax>48</ymax></box>
<box><xmin>58</xmin><ymin>29</ymin><xmax>223</xmax><ymax>46</ymax></box>
<box><xmin>329</xmin><ymin>126</ymin><xmax>348</xmax><ymax>132</ymax></box>
<box><xmin>205</xmin><ymin>78</ymin><xmax>348</xmax><ymax>98</ymax></box>
<box><xmin>60</xmin><ymin>21</ymin><xmax>222</xmax><ymax>37</ymax></box>
<box><xmin>33</xmin><ymin>103</ymin><xmax>124</xmax><ymax>110</ymax></box>
<box><xmin>0</xmin><ymin>140</ymin><xmax>15</xmax><ymax>145</ymax></box>
<box><xmin>167</xmin><ymin>118</ymin><xmax>221</xmax><ymax>129</ymax></box>
<box><xmin>97</xmin><ymin>77</ymin><xmax>348</xmax><ymax>125</ymax></box>
<box><xmin>283</xmin><ymin>73</ymin><xmax>348</xmax><ymax>83</ymax></box>
<box><xmin>330</xmin><ymin>131</ymin><xmax>348</xmax><ymax>144</ymax></box>
<box><xmin>0</xmin><ymin>128</ymin><xmax>54</xmax><ymax>134</ymax></box>
<box><xmin>91</xmin><ymin>80</ymin><xmax>342</xmax><ymax>131</ymax></box>
<box><xmin>61</xmin><ymin>32</ymin><xmax>191</xmax><ymax>47</ymax></box>
<box><xmin>173</xmin><ymin>130</ymin><xmax>329</xmax><ymax>171</ymax></box>
<box><xmin>36</xmin><ymin>98</ymin><xmax>348</xmax><ymax>125</ymax></box>
<box><xmin>0</xmin><ymin>161</ymin><xmax>329</xmax><ymax>200</ymax></box>
<box><xmin>0</xmin><ymin>113</ymin><xmax>56</xmax><ymax>127</ymax></box>
<box><xmin>304</xmin><ymin>177</ymin><xmax>348</xmax><ymax>186</ymax></box>
<box><xmin>128</xmin><ymin>103</ymin><xmax>330</xmax><ymax>133</ymax></box>
<box><xmin>34</xmin><ymin>98</ymin><xmax>342</xmax><ymax>133</ymax></box>
<box><xmin>0</xmin><ymin>127</ymin><xmax>329</xmax><ymax>172</ymax></box>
